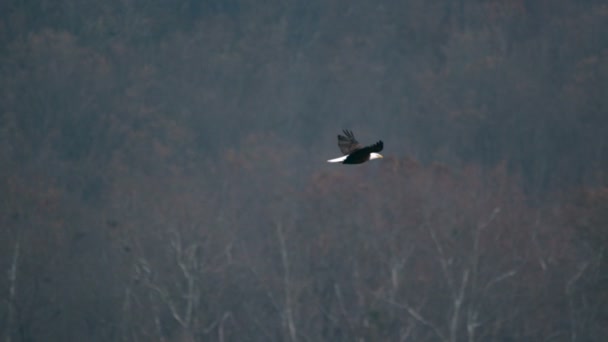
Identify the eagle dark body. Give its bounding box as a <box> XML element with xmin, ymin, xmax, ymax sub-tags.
<box><xmin>333</xmin><ymin>129</ymin><xmax>384</xmax><ymax>164</ymax></box>
<box><xmin>343</xmin><ymin>141</ymin><xmax>384</xmax><ymax>164</ymax></box>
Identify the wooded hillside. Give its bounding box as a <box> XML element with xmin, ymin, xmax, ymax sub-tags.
<box><xmin>1</xmin><ymin>1</ymin><xmax>607</xmax><ymax>341</ymax></box>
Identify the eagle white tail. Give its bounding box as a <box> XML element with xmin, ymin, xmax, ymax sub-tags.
<box><xmin>327</xmin><ymin>155</ymin><xmax>348</xmax><ymax>163</ymax></box>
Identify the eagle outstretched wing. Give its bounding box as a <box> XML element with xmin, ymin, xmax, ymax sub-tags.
<box><xmin>337</xmin><ymin>129</ymin><xmax>362</xmax><ymax>155</ymax></box>
<box><xmin>361</xmin><ymin>140</ymin><xmax>383</xmax><ymax>154</ymax></box>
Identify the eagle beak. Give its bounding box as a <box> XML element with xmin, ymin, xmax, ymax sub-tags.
<box><xmin>378</xmin><ymin>154</ymin><xmax>384</xmax><ymax>158</ymax></box>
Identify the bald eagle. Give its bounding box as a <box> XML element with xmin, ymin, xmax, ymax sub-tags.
<box><xmin>327</xmin><ymin>130</ymin><xmax>384</xmax><ymax>164</ymax></box>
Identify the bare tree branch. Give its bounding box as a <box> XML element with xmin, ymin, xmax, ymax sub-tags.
<box><xmin>450</xmin><ymin>269</ymin><xmax>469</xmax><ymax>342</ymax></box>
<box><xmin>467</xmin><ymin>207</ymin><xmax>501</xmax><ymax>342</ymax></box>
<box><xmin>218</xmin><ymin>312</ymin><xmax>232</xmax><ymax>342</ymax></box>
<box><xmin>334</xmin><ymin>283</ymin><xmax>356</xmax><ymax>336</ymax></box>
<box><xmin>378</xmin><ymin>296</ymin><xmax>448</xmax><ymax>342</ymax></box>
<box><xmin>428</xmin><ymin>224</ymin><xmax>454</xmax><ymax>293</ymax></box>
<box><xmin>5</xmin><ymin>230</ymin><xmax>20</xmax><ymax>342</ymax></box>
<box><xmin>276</xmin><ymin>221</ymin><xmax>297</xmax><ymax>342</ymax></box>
<box><xmin>566</xmin><ymin>261</ymin><xmax>590</xmax><ymax>342</ymax></box>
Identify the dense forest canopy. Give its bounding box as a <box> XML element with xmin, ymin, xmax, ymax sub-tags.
<box><xmin>1</xmin><ymin>0</ymin><xmax>607</xmax><ymax>341</ymax></box>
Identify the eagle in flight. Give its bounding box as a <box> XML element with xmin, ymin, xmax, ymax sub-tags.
<box><xmin>327</xmin><ymin>130</ymin><xmax>384</xmax><ymax>164</ymax></box>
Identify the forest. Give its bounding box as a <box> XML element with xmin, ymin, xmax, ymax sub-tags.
<box><xmin>1</xmin><ymin>0</ymin><xmax>607</xmax><ymax>341</ymax></box>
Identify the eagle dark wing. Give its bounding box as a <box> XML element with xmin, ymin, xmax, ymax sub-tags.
<box><xmin>352</xmin><ymin>140</ymin><xmax>383</xmax><ymax>157</ymax></box>
<box><xmin>364</xmin><ymin>140</ymin><xmax>383</xmax><ymax>153</ymax></box>
<box><xmin>337</xmin><ymin>129</ymin><xmax>362</xmax><ymax>155</ymax></box>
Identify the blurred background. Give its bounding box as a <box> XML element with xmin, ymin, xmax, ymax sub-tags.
<box><xmin>1</xmin><ymin>1</ymin><xmax>607</xmax><ymax>341</ymax></box>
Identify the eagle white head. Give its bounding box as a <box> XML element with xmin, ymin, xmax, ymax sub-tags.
<box><xmin>370</xmin><ymin>153</ymin><xmax>383</xmax><ymax>160</ymax></box>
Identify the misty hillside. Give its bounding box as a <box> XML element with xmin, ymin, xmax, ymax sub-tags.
<box><xmin>1</xmin><ymin>1</ymin><xmax>607</xmax><ymax>341</ymax></box>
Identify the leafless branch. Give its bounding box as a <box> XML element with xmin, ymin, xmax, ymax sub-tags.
<box><xmin>334</xmin><ymin>283</ymin><xmax>355</xmax><ymax>336</ymax></box>
<box><xmin>467</xmin><ymin>207</ymin><xmax>501</xmax><ymax>342</ymax></box>
<box><xmin>218</xmin><ymin>312</ymin><xmax>233</xmax><ymax>342</ymax></box>
<box><xmin>276</xmin><ymin>221</ymin><xmax>297</xmax><ymax>342</ymax></box>
<box><xmin>449</xmin><ymin>269</ymin><xmax>469</xmax><ymax>342</ymax></box>
<box><xmin>428</xmin><ymin>224</ymin><xmax>454</xmax><ymax>293</ymax></box>
<box><xmin>483</xmin><ymin>269</ymin><xmax>518</xmax><ymax>293</ymax></box>
<box><xmin>5</xmin><ymin>231</ymin><xmax>20</xmax><ymax>342</ymax></box>
<box><xmin>378</xmin><ymin>296</ymin><xmax>448</xmax><ymax>342</ymax></box>
<box><xmin>566</xmin><ymin>262</ymin><xmax>589</xmax><ymax>295</ymax></box>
